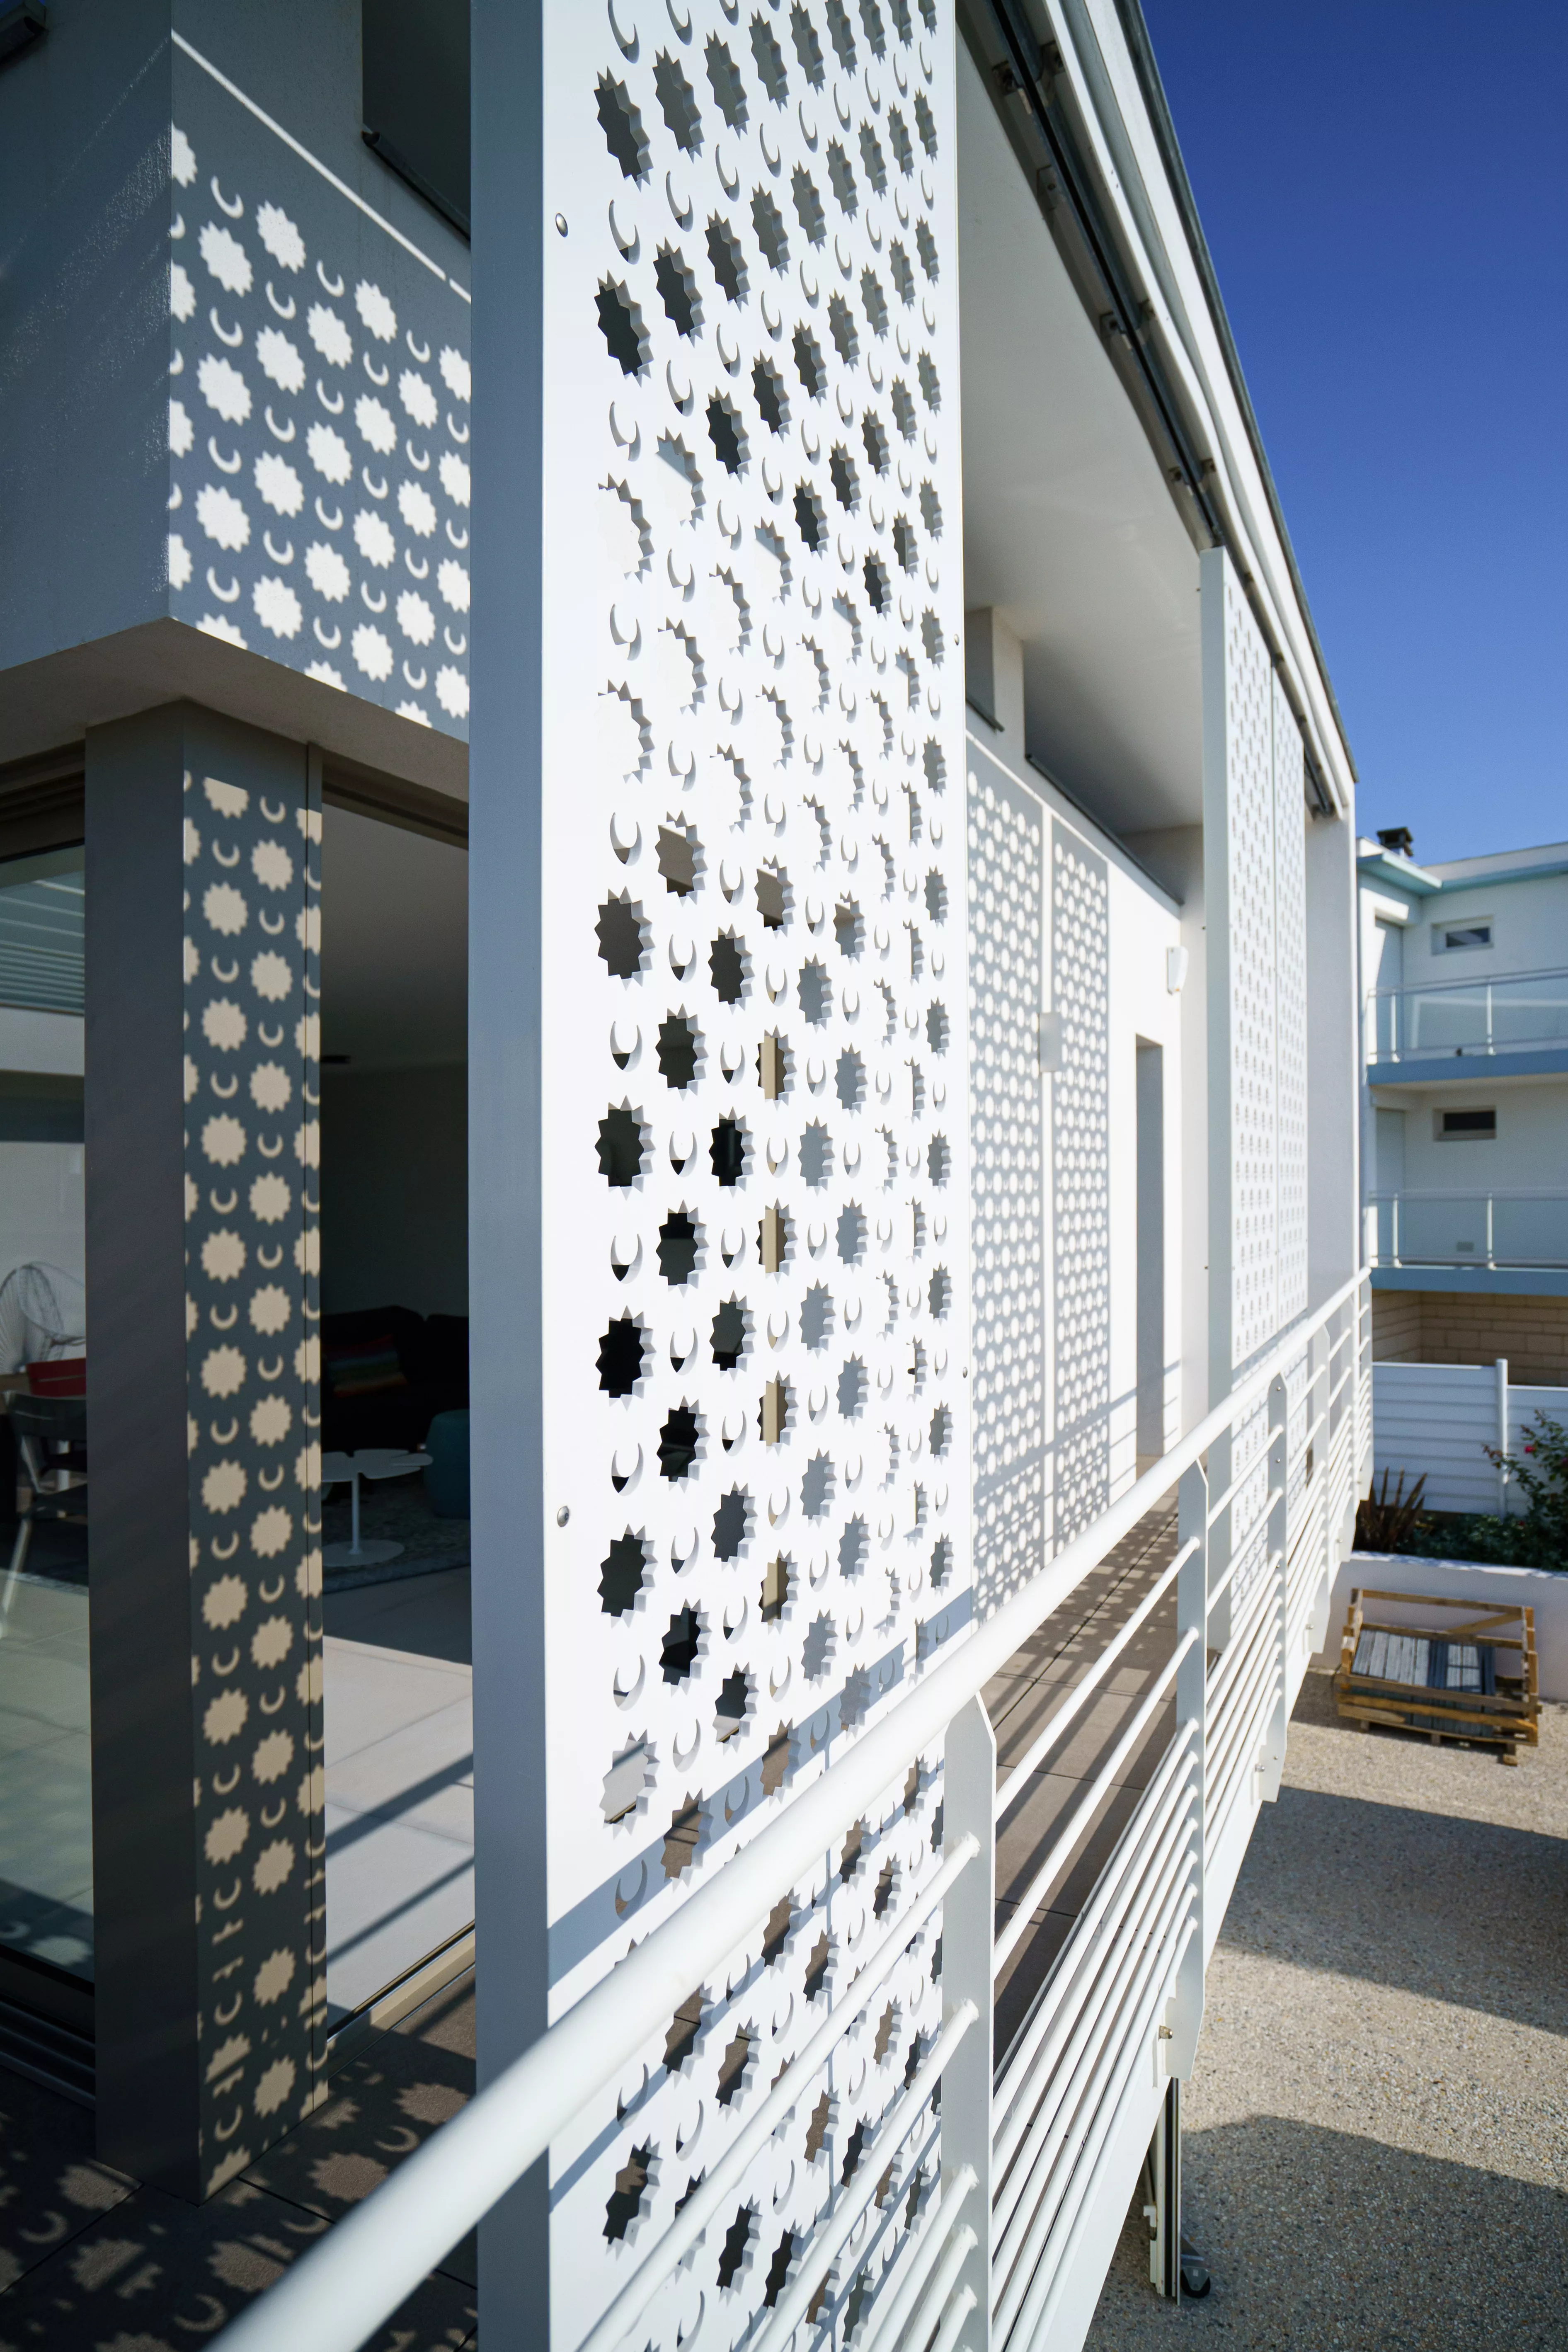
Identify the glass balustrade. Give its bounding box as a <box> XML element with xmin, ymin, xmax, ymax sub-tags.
<box><xmin>1369</xmin><ymin>1192</ymin><xmax>1568</xmax><ymax>1267</ymax></box>
<box><xmin>1368</xmin><ymin>968</ymin><xmax>1568</xmax><ymax>1060</ymax></box>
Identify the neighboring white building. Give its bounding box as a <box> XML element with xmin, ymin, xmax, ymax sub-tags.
<box><xmin>1360</xmin><ymin>829</ymin><xmax>1568</xmax><ymax>1383</ymax></box>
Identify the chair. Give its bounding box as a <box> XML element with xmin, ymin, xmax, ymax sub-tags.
<box><xmin>6</xmin><ymin>1392</ymin><xmax>87</xmax><ymax>1585</ymax></box>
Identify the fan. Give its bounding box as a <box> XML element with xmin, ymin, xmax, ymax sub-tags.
<box><xmin>0</xmin><ymin>1261</ymin><xmax>86</xmax><ymax>1375</ymax></box>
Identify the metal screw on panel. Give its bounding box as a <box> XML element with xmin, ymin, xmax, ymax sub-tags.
<box><xmin>555</xmin><ymin>213</ymin><xmax>569</xmax><ymax>235</ymax></box>
<box><xmin>556</xmin><ymin>1505</ymin><xmax>570</xmax><ymax>1526</ymax></box>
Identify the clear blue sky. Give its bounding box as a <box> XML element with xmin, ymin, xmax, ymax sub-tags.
<box><xmin>1141</xmin><ymin>0</ymin><xmax>1568</xmax><ymax>865</ymax></box>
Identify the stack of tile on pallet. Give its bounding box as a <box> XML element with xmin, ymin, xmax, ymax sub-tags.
<box><xmin>1335</xmin><ymin>1588</ymin><xmax>1540</xmax><ymax>1761</ymax></box>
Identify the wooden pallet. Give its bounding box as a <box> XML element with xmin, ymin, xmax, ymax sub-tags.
<box><xmin>1335</xmin><ymin>1588</ymin><xmax>1539</xmax><ymax>1763</ymax></box>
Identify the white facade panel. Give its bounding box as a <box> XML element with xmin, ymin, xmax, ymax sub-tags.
<box><xmin>535</xmin><ymin>6</ymin><xmax>968</xmax><ymax>2340</ymax></box>
<box><xmin>967</xmin><ymin>738</ymin><xmax>1182</xmax><ymax>1612</ymax></box>
<box><xmin>1204</xmin><ymin>549</ymin><xmax>1312</xmax><ymax>1385</ymax></box>
<box><xmin>969</xmin><ymin>752</ymin><xmax>1047</xmax><ymax>1612</ymax></box>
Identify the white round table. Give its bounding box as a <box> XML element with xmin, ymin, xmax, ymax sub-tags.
<box><xmin>322</xmin><ymin>1448</ymin><xmax>432</xmax><ymax>1569</ymax></box>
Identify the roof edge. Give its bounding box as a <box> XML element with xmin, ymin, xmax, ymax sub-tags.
<box><xmin>1108</xmin><ymin>0</ymin><xmax>1358</xmax><ymax>783</ymax></box>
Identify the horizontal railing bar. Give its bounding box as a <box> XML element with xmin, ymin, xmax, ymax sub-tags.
<box><xmin>1208</xmin><ymin>1659</ymin><xmax>1277</xmax><ymax>1810</ymax></box>
<box><xmin>1294</xmin><ymin>1403</ymin><xmax>1327</xmax><ymax>1459</ymax></box>
<box><xmin>1208</xmin><ymin>1671</ymin><xmax>1282</xmax><ymax>1845</ymax></box>
<box><xmin>1203</xmin><ymin>1459</ymin><xmax>1255</xmax><ymax>1531</ymax></box>
<box><xmin>929</xmin><ymin>2280</ymin><xmax>978</xmax><ymax>2352</ymax></box>
<box><xmin>1205</xmin><ymin>1568</ymin><xmax>1280</xmax><ymax>1717</ymax></box>
<box><xmin>751</xmin><ymin>2003</ymin><xmax>978</xmax><ymax>2352</ymax></box>
<box><xmin>993</xmin><ymin>1630</ymin><xmax>1196</xmax><ymax>1974</ymax></box>
<box><xmin>1015</xmin><ymin>1915</ymin><xmax>1200</xmax><ymax>2352</ymax></box>
<box><xmin>855</xmin><ymin>2162</ymin><xmax>978</xmax><ymax>2352</ymax></box>
<box><xmin>1213</xmin><ymin>1465</ymin><xmax>1282</xmax><ymax>1557</ymax></box>
<box><xmin>577</xmin><ymin>1834</ymin><xmax>981</xmax><ymax>2352</ymax></box>
<box><xmin>992</xmin><ymin>1820</ymin><xmax>1195</xmax><ymax>2257</ymax></box>
<box><xmin>218</xmin><ymin>1271</ymin><xmax>1367</xmax><ymax>2352</ymax></box>
<box><xmin>1206</xmin><ymin>1595</ymin><xmax>1280</xmax><ymax>1759</ymax></box>
<box><xmin>993</xmin><ymin>1854</ymin><xmax>1196</xmax><ymax>2302</ymax></box>
<box><xmin>994</xmin><ymin>1875</ymin><xmax>1196</xmax><ymax>2344</ymax></box>
<box><xmin>899</xmin><ymin>2219</ymin><xmax>979</xmax><ymax>2352</ymax></box>
<box><xmin>995</xmin><ymin>1536</ymin><xmax>1197</xmax><ymax>1820</ymax></box>
<box><xmin>992</xmin><ymin>1730</ymin><xmax>1196</xmax><ymax>2156</ymax></box>
<box><xmin>1207</xmin><ymin>1535</ymin><xmax>1281</xmax><ymax>1621</ymax></box>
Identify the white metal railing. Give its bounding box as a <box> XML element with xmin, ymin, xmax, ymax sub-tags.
<box><xmin>1367</xmin><ymin>1190</ymin><xmax>1568</xmax><ymax>1270</ymax></box>
<box><xmin>219</xmin><ymin>1272</ymin><xmax>1371</xmax><ymax>2352</ymax></box>
<box><xmin>1367</xmin><ymin>964</ymin><xmax>1568</xmax><ymax>1061</ymax></box>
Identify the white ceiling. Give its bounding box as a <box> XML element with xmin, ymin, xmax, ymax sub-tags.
<box><xmin>957</xmin><ymin>42</ymin><xmax>1203</xmax><ymax>834</ymax></box>
<box><xmin>321</xmin><ymin>805</ymin><xmax>467</xmax><ymax>1069</ymax></box>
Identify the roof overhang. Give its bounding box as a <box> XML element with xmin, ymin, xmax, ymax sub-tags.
<box><xmin>957</xmin><ymin>0</ymin><xmax>1356</xmax><ymax>823</ymax></box>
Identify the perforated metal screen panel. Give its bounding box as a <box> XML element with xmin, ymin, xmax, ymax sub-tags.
<box><xmin>534</xmin><ymin>5</ymin><xmax>967</xmax><ymax>2339</ymax></box>
<box><xmin>968</xmin><ymin>759</ymin><xmax>1045</xmax><ymax>1615</ymax></box>
<box><xmin>1215</xmin><ymin>556</ymin><xmax>1310</xmax><ymax>1377</ymax></box>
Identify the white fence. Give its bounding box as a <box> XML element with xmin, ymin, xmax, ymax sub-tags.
<box><xmin>1371</xmin><ymin>1360</ymin><xmax>1568</xmax><ymax>1515</ymax></box>
<box><xmin>218</xmin><ymin>1275</ymin><xmax>1370</xmax><ymax>2352</ymax></box>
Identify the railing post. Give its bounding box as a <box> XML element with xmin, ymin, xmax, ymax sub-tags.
<box><xmin>941</xmin><ymin>1695</ymin><xmax>995</xmax><ymax>2350</ymax></box>
<box><xmin>1486</xmin><ymin>1193</ymin><xmax>1495</xmax><ymax>1268</ymax></box>
<box><xmin>1308</xmin><ymin>1325</ymin><xmax>1332</xmax><ymax>1656</ymax></box>
<box><xmin>1169</xmin><ymin>1462</ymin><xmax>1207</xmax><ymax>2075</ymax></box>
<box><xmin>1204</xmin><ymin>1426</ymin><xmax>1232</xmax><ymax>1656</ymax></box>
<box><xmin>1258</xmin><ymin>1375</ymin><xmax>1289</xmax><ymax>1803</ymax></box>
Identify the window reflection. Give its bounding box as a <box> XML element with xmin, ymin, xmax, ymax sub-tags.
<box><xmin>0</xmin><ymin>846</ymin><xmax>90</xmax><ymax>1981</ymax></box>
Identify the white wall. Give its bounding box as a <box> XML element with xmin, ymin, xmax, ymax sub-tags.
<box><xmin>1106</xmin><ymin>837</ymin><xmax>1185</xmax><ymax>1477</ymax></box>
<box><xmin>1333</xmin><ymin>1552</ymin><xmax>1568</xmax><ymax>1702</ymax></box>
<box><xmin>1125</xmin><ymin>824</ymin><xmax>1207</xmax><ymax>1437</ymax></box>
<box><xmin>320</xmin><ymin>1062</ymin><xmax>468</xmax><ymax>1319</ymax></box>
<box><xmin>1394</xmin><ymin>1081</ymin><xmax>1568</xmax><ymax>1191</ymax></box>
<box><xmin>1412</xmin><ymin>867</ymin><xmax>1568</xmax><ymax>980</ymax></box>
<box><xmin>0</xmin><ymin>1142</ymin><xmax>85</xmax><ymax>1294</ymax></box>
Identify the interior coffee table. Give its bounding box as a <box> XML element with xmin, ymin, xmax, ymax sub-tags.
<box><xmin>321</xmin><ymin>1448</ymin><xmax>432</xmax><ymax>1569</ymax></box>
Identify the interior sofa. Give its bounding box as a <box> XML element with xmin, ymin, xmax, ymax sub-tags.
<box><xmin>320</xmin><ymin>1305</ymin><xmax>469</xmax><ymax>1455</ymax></box>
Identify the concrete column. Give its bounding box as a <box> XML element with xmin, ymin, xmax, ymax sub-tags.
<box><xmin>86</xmin><ymin>703</ymin><xmax>323</xmax><ymax>2198</ymax></box>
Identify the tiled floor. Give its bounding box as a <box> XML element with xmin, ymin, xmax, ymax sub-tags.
<box><xmin>0</xmin><ymin>1973</ymin><xmax>477</xmax><ymax>2349</ymax></box>
<box><xmin>983</xmin><ymin>1496</ymin><xmax>1181</xmax><ymax>2059</ymax></box>
<box><xmin>0</xmin><ymin>1576</ymin><xmax>92</xmax><ymax>1975</ymax></box>
<box><xmin>326</xmin><ymin>1569</ymin><xmax>474</xmax><ymax>2023</ymax></box>
<box><xmin>0</xmin><ymin>1564</ymin><xmax>475</xmax><ymax>2024</ymax></box>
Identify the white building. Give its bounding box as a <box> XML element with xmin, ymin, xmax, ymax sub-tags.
<box><xmin>1360</xmin><ymin>829</ymin><xmax>1568</xmax><ymax>1384</ymax></box>
<box><xmin>0</xmin><ymin>2</ymin><xmax>1369</xmax><ymax>2347</ymax></box>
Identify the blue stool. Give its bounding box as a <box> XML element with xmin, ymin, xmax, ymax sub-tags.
<box><xmin>424</xmin><ymin>1409</ymin><xmax>470</xmax><ymax>1518</ymax></box>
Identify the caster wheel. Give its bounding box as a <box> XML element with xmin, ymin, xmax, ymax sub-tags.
<box><xmin>1179</xmin><ymin>2255</ymin><xmax>1211</xmax><ymax>2299</ymax></box>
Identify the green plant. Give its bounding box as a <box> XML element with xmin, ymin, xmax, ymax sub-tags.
<box><xmin>1481</xmin><ymin>1411</ymin><xmax>1568</xmax><ymax>1569</ymax></box>
<box><xmin>1355</xmin><ymin>1466</ymin><xmax>1427</xmax><ymax>1552</ymax></box>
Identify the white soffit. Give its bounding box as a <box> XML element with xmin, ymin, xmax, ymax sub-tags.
<box><xmin>957</xmin><ymin>39</ymin><xmax>1201</xmax><ymax>832</ymax></box>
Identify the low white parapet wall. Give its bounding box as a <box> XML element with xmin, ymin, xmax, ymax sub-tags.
<box><xmin>1332</xmin><ymin>1551</ymin><xmax>1568</xmax><ymax>1704</ymax></box>
<box><xmin>1372</xmin><ymin>1359</ymin><xmax>1568</xmax><ymax>1515</ymax></box>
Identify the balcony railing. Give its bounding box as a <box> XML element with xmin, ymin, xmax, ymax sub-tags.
<box><xmin>218</xmin><ymin>1274</ymin><xmax>1371</xmax><ymax>2352</ymax></box>
<box><xmin>1367</xmin><ymin>966</ymin><xmax>1568</xmax><ymax>1062</ymax></box>
<box><xmin>1368</xmin><ymin>1191</ymin><xmax>1568</xmax><ymax>1270</ymax></box>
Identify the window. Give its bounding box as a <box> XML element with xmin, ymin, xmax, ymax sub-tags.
<box><xmin>1435</xmin><ymin>1108</ymin><xmax>1496</xmax><ymax>1140</ymax></box>
<box><xmin>1434</xmin><ymin>919</ymin><xmax>1492</xmax><ymax>953</ymax></box>
<box><xmin>362</xmin><ymin>0</ymin><xmax>470</xmax><ymax>236</ymax></box>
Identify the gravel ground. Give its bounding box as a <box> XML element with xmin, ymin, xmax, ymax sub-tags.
<box><xmin>1085</xmin><ymin>1658</ymin><xmax>1568</xmax><ymax>2351</ymax></box>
